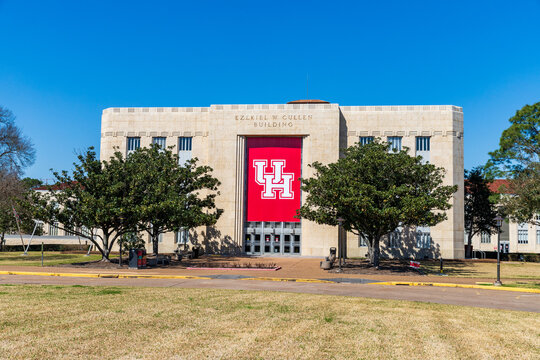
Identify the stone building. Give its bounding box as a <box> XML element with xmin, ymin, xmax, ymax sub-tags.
<box><xmin>100</xmin><ymin>100</ymin><xmax>465</xmax><ymax>259</ymax></box>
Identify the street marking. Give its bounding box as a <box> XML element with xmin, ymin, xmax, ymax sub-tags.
<box><xmin>0</xmin><ymin>271</ymin><xmax>211</xmax><ymax>280</ymax></box>
<box><xmin>370</xmin><ymin>281</ymin><xmax>540</xmax><ymax>294</ymax></box>
<box><xmin>241</xmin><ymin>277</ymin><xmax>334</xmax><ymax>283</ymax></box>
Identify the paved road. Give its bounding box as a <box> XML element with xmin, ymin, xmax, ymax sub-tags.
<box><xmin>1</xmin><ymin>274</ymin><xmax>539</xmax><ymax>312</ymax></box>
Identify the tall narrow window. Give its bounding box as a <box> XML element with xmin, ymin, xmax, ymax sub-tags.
<box><xmin>358</xmin><ymin>235</ymin><xmax>367</xmax><ymax>247</ymax></box>
<box><xmin>537</xmin><ymin>228</ymin><xmax>540</xmax><ymax>245</ymax></box>
<box><xmin>178</xmin><ymin>137</ymin><xmax>193</xmax><ymax>165</ymax></box>
<box><xmin>49</xmin><ymin>222</ymin><xmax>59</xmax><ymax>236</ymax></box>
<box><xmin>81</xmin><ymin>226</ymin><xmax>91</xmax><ymax>237</ymax></box>
<box><xmin>389</xmin><ymin>230</ymin><xmax>401</xmax><ymax>248</ymax></box>
<box><xmin>480</xmin><ymin>231</ymin><xmax>491</xmax><ymax>243</ymax></box>
<box><xmin>152</xmin><ymin>137</ymin><xmax>166</xmax><ymax>149</ymax></box>
<box><xmin>387</xmin><ymin>137</ymin><xmax>402</xmax><ymax>152</ymax></box>
<box><xmin>359</xmin><ymin>136</ymin><xmax>374</xmax><ymax>146</ymax></box>
<box><xmin>175</xmin><ymin>228</ymin><xmax>190</xmax><ymax>244</ymax></box>
<box><xmin>416</xmin><ymin>226</ymin><xmax>431</xmax><ymax>248</ymax></box>
<box><xmin>518</xmin><ymin>223</ymin><xmax>528</xmax><ymax>244</ymax></box>
<box><xmin>415</xmin><ymin>136</ymin><xmax>430</xmax><ymax>163</ymax></box>
<box><xmin>127</xmin><ymin>137</ymin><xmax>141</xmax><ymax>156</ymax></box>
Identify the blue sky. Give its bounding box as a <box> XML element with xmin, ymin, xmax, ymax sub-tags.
<box><xmin>1</xmin><ymin>0</ymin><xmax>539</xmax><ymax>181</ymax></box>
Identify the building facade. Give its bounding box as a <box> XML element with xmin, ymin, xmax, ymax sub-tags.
<box><xmin>470</xmin><ymin>180</ymin><xmax>540</xmax><ymax>255</ymax></box>
<box><xmin>100</xmin><ymin>101</ymin><xmax>465</xmax><ymax>259</ymax></box>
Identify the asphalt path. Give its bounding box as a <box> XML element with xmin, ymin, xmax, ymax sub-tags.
<box><xmin>1</xmin><ymin>274</ymin><xmax>539</xmax><ymax>313</ymax></box>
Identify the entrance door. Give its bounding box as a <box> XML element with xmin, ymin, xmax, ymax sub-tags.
<box><xmin>244</xmin><ymin>221</ymin><xmax>301</xmax><ymax>255</ymax></box>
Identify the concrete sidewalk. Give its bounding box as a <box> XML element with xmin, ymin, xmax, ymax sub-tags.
<box><xmin>0</xmin><ymin>255</ymin><xmax>534</xmax><ymax>286</ymax></box>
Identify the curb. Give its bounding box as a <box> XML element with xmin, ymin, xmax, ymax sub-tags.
<box><xmin>0</xmin><ymin>271</ymin><xmax>211</xmax><ymax>280</ymax></box>
<box><xmin>371</xmin><ymin>281</ymin><xmax>540</xmax><ymax>294</ymax></box>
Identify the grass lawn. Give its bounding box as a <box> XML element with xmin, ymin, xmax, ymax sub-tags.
<box><xmin>0</xmin><ymin>285</ymin><xmax>538</xmax><ymax>359</ymax></box>
<box><xmin>421</xmin><ymin>260</ymin><xmax>540</xmax><ymax>279</ymax></box>
<box><xmin>0</xmin><ymin>251</ymin><xmax>114</xmax><ymax>266</ymax></box>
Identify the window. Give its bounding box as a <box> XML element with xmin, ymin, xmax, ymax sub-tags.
<box><xmin>36</xmin><ymin>222</ymin><xmax>44</xmax><ymax>234</ymax></box>
<box><xmin>81</xmin><ymin>226</ymin><xmax>91</xmax><ymax>237</ymax></box>
<box><xmin>148</xmin><ymin>233</ymin><xmax>163</xmax><ymax>243</ymax></box>
<box><xmin>358</xmin><ymin>235</ymin><xmax>367</xmax><ymax>247</ymax></box>
<box><xmin>178</xmin><ymin>137</ymin><xmax>192</xmax><ymax>164</ymax></box>
<box><xmin>537</xmin><ymin>229</ymin><xmax>540</xmax><ymax>245</ymax></box>
<box><xmin>416</xmin><ymin>137</ymin><xmax>430</xmax><ymax>151</ymax></box>
<box><xmin>480</xmin><ymin>231</ymin><xmax>491</xmax><ymax>244</ymax></box>
<box><xmin>416</xmin><ymin>227</ymin><xmax>431</xmax><ymax>248</ymax></box>
<box><xmin>389</xmin><ymin>230</ymin><xmax>400</xmax><ymax>248</ymax></box>
<box><xmin>387</xmin><ymin>137</ymin><xmax>402</xmax><ymax>152</ymax></box>
<box><xmin>64</xmin><ymin>227</ymin><xmax>75</xmax><ymax>236</ymax></box>
<box><xmin>359</xmin><ymin>136</ymin><xmax>374</xmax><ymax>146</ymax></box>
<box><xmin>49</xmin><ymin>222</ymin><xmax>59</xmax><ymax>236</ymax></box>
<box><xmin>415</xmin><ymin>136</ymin><xmax>430</xmax><ymax>163</ymax></box>
<box><xmin>518</xmin><ymin>223</ymin><xmax>528</xmax><ymax>244</ymax></box>
<box><xmin>152</xmin><ymin>137</ymin><xmax>166</xmax><ymax>149</ymax></box>
<box><xmin>175</xmin><ymin>228</ymin><xmax>190</xmax><ymax>244</ymax></box>
<box><xmin>127</xmin><ymin>137</ymin><xmax>141</xmax><ymax>155</ymax></box>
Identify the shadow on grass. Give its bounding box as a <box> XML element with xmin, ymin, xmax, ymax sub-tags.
<box><xmin>420</xmin><ymin>260</ymin><xmax>484</xmax><ymax>277</ymax></box>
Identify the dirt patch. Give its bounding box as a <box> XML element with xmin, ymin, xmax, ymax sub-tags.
<box><xmin>56</xmin><ymin>258</ymin><xmax>127</xmax><ymax>269</ymax></box>
<box><xmin>328</xmin><ymin>259</ymin><xmax>424</xmax><ymax>276</ymax></box>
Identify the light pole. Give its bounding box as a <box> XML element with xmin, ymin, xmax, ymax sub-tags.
<box><xmin>337</xmin><ymin>217</ymin><xmax>344</xmax><ymax>273</ymax></box>
<box><xmin>494</xmin><ymin>215</ymin><xmax>504</xmax><ymax>286</ymax></box>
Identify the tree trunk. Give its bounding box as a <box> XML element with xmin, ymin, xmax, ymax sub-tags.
<box><xmin>465</xmin><ymin>230</ymin><xmax>473</xmax><ymax>259</ymax></box>
<box><xmin>100</xmin><ymin>234</ymin><xmax>111</xmax><ymax>262</ymax></box>
<box><xmin>0</xmin><ymin>232</ymin><xmax>4</xmax><ymax>251</ymax></box>
<box><xmin>100</xmin><ymin>248</ymin><xmax>111</xmax><ymax>262</ymax></box>
<box><xmin>368</xmin><ymin>237</ymin><xmax>381</xmax><ymax>268</ymax></box>
<box><xmin>152</xmin><ymin>234</ymin><xmax>159</xmax><ymax>256</ymax></box>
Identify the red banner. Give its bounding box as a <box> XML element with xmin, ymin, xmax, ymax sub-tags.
<box><xmin>246</xmin><ymin>137</ymin><xmax>302</xmax><ymax>222</ymax></box>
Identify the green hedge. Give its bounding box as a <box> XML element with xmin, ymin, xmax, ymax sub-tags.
<box><xmin>507</xmin><ymin>253</ymin><xmax>540</xmax><ymax>262</ymax></box>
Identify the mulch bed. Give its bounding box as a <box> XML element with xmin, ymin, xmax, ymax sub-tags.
<box><xmin>328</xmin><ymin>259</ymin><xmax>425</xmax><ymax>276</ymax></box>
<box><xmin>55</xmin><ymin>255</ymin><xmax>280</xmax><ymax>270</ymax></box>
<box><xmin>56</xmin><ymin>258</ymin><xmax>130</xmax><ymax>269</ymax></box>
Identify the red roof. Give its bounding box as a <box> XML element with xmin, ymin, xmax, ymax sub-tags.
<box><xmin>488</xmin><ymin>179</ymin><xmax>512</xmax><ymax>194</ymax></box>
<box><xmin>286</xmin><ymin>99</ymin><xmax>330</xmax><ymax>104</ymax></box>
<box><xmin>34</xmin><ymin>182</ymin><xmax>78</xmax><ymax>191</ymax></box>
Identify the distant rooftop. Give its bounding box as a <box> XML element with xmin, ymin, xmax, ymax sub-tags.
<box><xmin>286</xmin><ymin>99</ymin><xmax>330</xmax><ymax>104</ymax></box>
<box><xmin>488</xmin><ymin>179</ymin><xmax>512</xmax><ymax>194</ymax></box>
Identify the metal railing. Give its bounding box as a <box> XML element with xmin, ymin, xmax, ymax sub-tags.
<box><xmin>472</xmin><ymin>249</ymin><xmax>486</xmax><ymax>259</ymax></box>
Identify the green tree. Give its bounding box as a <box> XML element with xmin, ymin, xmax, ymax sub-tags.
<box><xmin>487</xmin><ymin>101</ymin><xmax>540</xmax><ymax>175</ymax></box>
<box><xmin>32</xmin><ymin>148</ymin><xmax>138</xmax><ymax>261</ymax></box>
<box><xmin>298</xmin><ymin>140</ymin><xmax>457</xmax><ymax>268</ymax></box>
<box><xmin>487</xmin><ymin>101</ymin><xmax>540</xmax><ymax>225</ymax></box>
<box><xmin>499</xmin><ymin>162</ymin><xmax>540</xmax><ymax>226</ymax></box>
<box><xmin>464</xmin><ymin>167</ymin><xmax>498</xmax><ymax>257</ymax></box>
<box><xmin>21</xmin><ymin>177</ymin><xmax>43</xmax><ymax>189</ymax></box>
<box><xmin>128</xmin><ymin>145</ymin><xmax>222</xmax><ymax>255</ymax></box>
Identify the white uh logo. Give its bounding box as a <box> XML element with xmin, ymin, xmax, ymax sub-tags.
<box><xmin>253</xmin><ymin>159</ymin><xmax>294</xmax><ymax>199</ymax></box>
